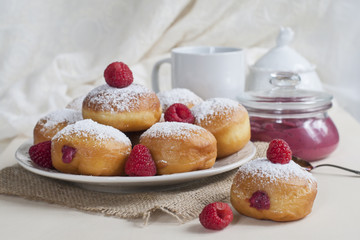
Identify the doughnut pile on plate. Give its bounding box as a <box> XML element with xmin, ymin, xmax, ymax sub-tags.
<box><xmin>31</xmin><ymin>61</ymin><xmax>251</xmax><ymax>176</ymax></box>
<box><xmin>31</xmin><ymin>61</ymin><xmax>318</xmax><ymax>223</ymax></box>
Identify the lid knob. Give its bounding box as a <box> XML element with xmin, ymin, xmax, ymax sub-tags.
<box><xmin>276</xmin><ymin>27</ymin><xmax>294</xmax><ymax>47</ymax></box>
<box><xmin>269</xmin><ymin>72</ymin><xmax>301</xmax><ymax>88</ymax></box>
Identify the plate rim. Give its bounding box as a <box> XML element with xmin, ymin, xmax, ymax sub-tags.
<box><xmin>15</xmin><ymin>140</ymin><xmax>256</xmax><ymax>186</ymax></box>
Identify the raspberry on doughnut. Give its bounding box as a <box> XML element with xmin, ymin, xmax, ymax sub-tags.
<box><xmin>104</xmin><ymin>61</ymin><xmax>133</xmax><ymax>88</ymax></box>
<box><xmin>164</xmin><ymin>103</ymin><xmax>195</xmax><ymax>123</ymax></box>
<box><xmin>267</xmin><ymin>139</ymin><xmax>292</xmax><ymax>164</ymax></box>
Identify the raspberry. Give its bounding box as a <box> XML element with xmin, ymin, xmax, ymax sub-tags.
<box><xmin>125</xmin><ymin>144</ymin><xmax>157</xmax><ymax>176</ymax></box>
<box><xmin>199</xmin><ymin>202</ymin><xmax>233</xmax><ymax>230</ymax></box>
<box><xmin>266</xmin><ymin>139</ymin><xmax>292</xmax><ymax>164</ymax></box>
<box><xmin>104</xmin><ymin>61</ymin><xmax>133</xmax><ymax>88</ymax></box>
<box><xmin>164</xmin><ymin>103</ymin><xmax>195</xmax><ymax>123</ymax></box>
<box><xmin>62</xmin><ymin>145</ymin><xmax>77</xmax><ymax>163</ymax></box>
<box><xmin>249</xmin><ymin>190</ymin><xmax>270</xmax><ymax>210</ymax></box>
<box><xmin>28</xmin><ymin>141</ymin><xmax>53</xmax><ymax>169</ymax></box>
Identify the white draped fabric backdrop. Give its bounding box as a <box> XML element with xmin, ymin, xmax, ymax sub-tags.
<box><xmin>0</xmin><ymin>0</ymin><xmax>359</xmax><ymax>152</ymax></box>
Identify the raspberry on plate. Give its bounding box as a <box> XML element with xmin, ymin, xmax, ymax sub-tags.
<box><xmin>164</xmin><ymin>103</ymin><xmax>195</xmax><ymax>123</ymax></box>
<box><xmin>28</xmin><ymin>141</ymin><xmax>53</xmax><ymax>169</ymax></box>
<box><xmin>266</xmin><ymin>139</ymin><xmax>292</xmax><ymax>164</ymax></box>
<box><xmin>104</xmin><ymin>61</ymin><xmax>133</xmax><ymax>88</ymax></box>
<box><xmin>199</xmin><ymin>202</ymin><xmax>233</xmax><ymax>230</ymax></box>
<box><xmin>125</xmin><ymin>144</ymin><xmax>157</xmax><ymax>176</ymax></box>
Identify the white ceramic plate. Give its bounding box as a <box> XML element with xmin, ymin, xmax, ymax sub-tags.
<box><xmin>16</xmin><ymin>140</ymin><xmax>256</xmax><ymax>193</ymax></box>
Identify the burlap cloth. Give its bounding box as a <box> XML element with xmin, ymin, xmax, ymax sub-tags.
<box><xmin>0</xmin><ymin>142</ymin><xmax>268</xmax><ymax>223</ymax></box>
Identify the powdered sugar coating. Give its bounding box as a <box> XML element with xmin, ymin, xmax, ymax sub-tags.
<box><xmin>66</xmin><ymin>95</ymin><xmax>85</xmax><ymax>112</ymax></box>
<box><xmin>237</xmin><ymin>158</ymin><xmax>317</xmax><ymax>186</ymax></box>
<box><xmin>191</xmin><ymin>98</ymin><xmax>240</xmax><ymax>122</ymax></box>
<box><xmin>140</xmin><ymin>122</ymin><xmax>207</xmax><ymax>140</ymax></box>
<box><xmin>52</xmin><ymin>119</ymin><xmax>131</xmax><ymax>145</ymax></box>
<box><xmin>40</xmin><ymin>109</ymin><xmax>83</xmax><ymax>131</ymax></box>
<box><xmin>83</xmin><ymin>84</ymin><xmax>153</xmax><ymax>112</ymax></box>
<box><xmin>157</xmin><ymin>88</ymin><xmax>203</xmax><ymax>110</ymax></box>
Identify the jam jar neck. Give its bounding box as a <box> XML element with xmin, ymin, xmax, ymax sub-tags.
<box><xmin>239</xmin><ymin>72</ymin><xmax>333</xmax><ymax>118</ymax></box>
<box><xmin>248</xmin><ymin>109</ymin><xmax>330</xmax><ymax>119</ymax></box>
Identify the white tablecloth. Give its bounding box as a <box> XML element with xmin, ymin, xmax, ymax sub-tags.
<box><xmin>1</xmin><ymin>103</ymin><xmax>359</xmax><ymax>240</ymax></box>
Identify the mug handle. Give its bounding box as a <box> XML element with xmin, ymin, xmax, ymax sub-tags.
<box><xmin>151</xmin><ymin>58</ymin><xmax>171</xmax><ymax>93</ymax></box>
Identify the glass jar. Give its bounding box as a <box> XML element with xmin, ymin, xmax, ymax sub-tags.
<box><xmin>239</xmin><ymin>72</ymin><xmax>339</xmax><ymax>162</ymax></box>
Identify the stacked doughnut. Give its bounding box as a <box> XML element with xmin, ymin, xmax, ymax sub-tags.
<box><xmin>140</xmin><ymin>122</ymin><xmax>217</xmax><ymax>175</ymax></box>
<box><xmin>33</xmin><ymin>109</ymin><xmax>83</xmax><ymax>144</ymax></box>
<box><xmin>82</xmin><ymin>83</ymin><xmax>162</xmax><ymax>132</ymax></box>
<box><xmin>52</xmin><ymin>119</ymin><xmax>132</xmax><ymax>176</ymax></box>
<box><xmin>191</xmin><ymin>98</ymin><xmax>251</xmax><ymax>158</ymax></box>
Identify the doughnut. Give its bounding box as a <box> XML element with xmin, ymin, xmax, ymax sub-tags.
<box><xmin>230</xmin><ymin>158</ymin><xmax>317</xmax><ymax>221</ymax></box>
<box><xmin>66</xmin><ymin>95</ymin><xmax>85</xmax><ymax>112</ymax></box>
<box><xmin>139</xmin><ymin>122</ymin><xmax>217</xmax><ymax>175</ymax></box>
<box><xmin>82</xmin><ymin>83</ymin><xmax>162</xmax><ymax>132</ymax></box>
<box><xmin>33</xmin><ymin>109</ymin><xmax>83</xmax><ymax>144</ymax></box>
<box><xmin>157</xmin><ymin>88</ymin><xmax>203</xmax><ymax>111</ymax></box>
<box><xmin>191</xmin><ymin>98</ymin><xmax>251</xmax><ymax>158</ymax></box>
<box><xmin>51</xmin><ymin>119</ymin><xmax>132</xmax><ymax>176</ymax></box>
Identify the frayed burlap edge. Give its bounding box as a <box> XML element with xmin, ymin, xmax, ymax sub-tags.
<box><xmin>0</xmin><ymin>142</ymin><xmax>268</xmax><ymax>223</ymax></box>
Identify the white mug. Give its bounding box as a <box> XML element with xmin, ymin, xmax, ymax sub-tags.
<box><xmin>151</xmin><ymin>46</ymin><xmax>245</xmax><ymax>99</ymax></box>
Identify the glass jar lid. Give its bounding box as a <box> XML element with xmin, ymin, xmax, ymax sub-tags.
<box><xmin>238</xmin><ymin>72</ymin><xmax>333</xmax><ymax>116</ymax></box>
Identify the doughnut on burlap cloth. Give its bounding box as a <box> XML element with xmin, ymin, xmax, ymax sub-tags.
<box><xmin>0</xmin><ymin>142</ymin><xmax>268</xmax><ymax>223</ymax></box>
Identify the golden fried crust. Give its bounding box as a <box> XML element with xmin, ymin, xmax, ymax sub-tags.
<box><xmin>195</xmin><ymin>105</ymin><xmax>251</xmax><ymax>158</ymax></box>
<box><xmin>230</xmin><ymin>170</ymin><xmax>317</xmax><ymax>221</ymax></box>
<box><xmin>33</xmin><ymin>109</ymin><xmax>82</xmax><ymax>144</ymax></box>
<box><xmin>82</xmin><ymin>91</ymin><xmax>162</xmax><ymax>132</ymax></box>
<box><xmin>33</xmin><ymin>120</ymin><xmax>68</xmax><ymax>144</ymax></box>
<box><xmin>51</xmin><ymin>134</ymin><xmax>131</xmax><ymax>176</ymax></box>
<box><xmin>140</xmin><ymin>128</ymin><xmax>217</xmax><ymax>175</ymax></box>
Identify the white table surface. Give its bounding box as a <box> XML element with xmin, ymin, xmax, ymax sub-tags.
<box><xmin>1</xmin><ymin>104</ymin><xmax>359</xmax><ymax>240</ymax></box>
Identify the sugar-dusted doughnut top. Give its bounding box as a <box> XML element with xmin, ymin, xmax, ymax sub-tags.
<box><xmin>140</xmin><ymin>122</ymin><xmax>209</xmax><ymax>140</ymax></box>
<box><xmin>83</xmin><ymin>83</ymin><xmax>157</xmax><ymax>112</ymax></box>
<box><xmin>157</xmin><ymin>88</ymin><xmax>203</xmax><ymax>110</ymax></box>
<box><xmin>52</xmin><ymin>119</ymin><xmax>131</xmax><ymax>145</ymax></box>
<box><xmin>66</xmin><ymin>95</ymin><xmax>86</xmax><ymax>112</ymax></box>
<box><xmin>191</xmin><ymin>98</ymin><xmax>247</xmax><ymax>129</ymax></box>
<box><xmin>237</xmin><ymin>158</ymin><xmax>317</xmax><ymax>186</ymax></box>
<box><xmin>191</xmin><ymin>98</ymin><xmax>241</xmax><ymax>120</ymax></box>
<box><xmin>38</xmin><ymin>109</ymin><xmax>83</xmax><ymax>131</ymax></box>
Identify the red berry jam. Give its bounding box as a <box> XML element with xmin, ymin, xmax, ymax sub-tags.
<box><xmin>62</xmin><ymin>145</ymin><xmax>77</xmax><ymax>163</ymax></box>
<box><xmin>250</xmin><ymin>116</ymin><xmax>339</xmax><ymax>161</ymax></box>
<box><xmin>249</xmin><ymin>190</ymin><xmax>270</xmax><ymax>210</ymax></box>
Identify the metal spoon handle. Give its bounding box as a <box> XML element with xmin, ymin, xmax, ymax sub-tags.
<box><xmin>313</xmin><ymin>164</ymin><xmax>360</xmax><ymax>175</ymax></box>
